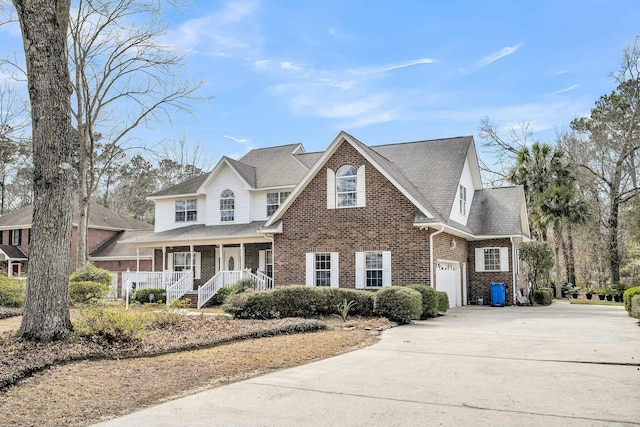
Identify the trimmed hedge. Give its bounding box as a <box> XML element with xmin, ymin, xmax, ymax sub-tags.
<box><xmin>374</xmin><ymin>286</ymin><xmax>422</xmax><ymax>324</ymax></box>
<box><xmin>534</xmin><ymin>287</ymin><xmax>553</xmax><ymax>306</ymax></box>
<box><xmin>0</xmin><ymin>276</ymin><xmax>25</xmax><ymax>308</ymax></box>
<box><xmin>435</xmin><ymin>291</ymin><xmax>449</xmax><ymax>314</ymax></box>
<box><xmin>630</xmin><ymin>295</ymin><xmax>640</xmax><ymax>319</ymax></box>
<box><xmin>133</xmin><ymin>288</ymin><xmax>166</xmax><ymax>304</ymax></box>
<box><xmin>223</xmin><ymin>285</ymin><xmax>376</xmax><ymax>319</ymax></box>
<box><xmin>70</xmin><ymin>263</ymin><xmax>113</xmax><ymax>286</ymax></box>
<box><xmin>623</xmin><ymin>286</ymin><xmax>640</xmax><ymax>313</ymax></box>
<box><xmin>69</xmin><ymin>281</ymin><xmax>110</xmax><ymax>305</ymax></box>
<box><xmin>213</xmin><ymin>286</ymin><xmax>236</xmax><ymax>305</ymax></box>
<box><xmin>407</xmin><ymin>284</ymin><xmax>438</xmax><ymax>319</ymax></box>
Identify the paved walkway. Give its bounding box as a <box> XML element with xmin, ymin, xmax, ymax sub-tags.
<box><xmin>93</xmin><ymin>303</ymin><xmax>640</xmax><ymax>427</ymax></box>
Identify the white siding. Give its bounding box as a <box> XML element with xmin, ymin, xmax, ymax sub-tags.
<box><xmin>205</xmin><ymin>164</ymin><xmax>251</xmax><ymax>225</ymax></box>
<box><xmin>154</xmin><ymin>195</ymin><xmax>206</xmax><ymax>232</ymax></box>
<box><xmin>251</xmin><ymin>191</ymin><xmax>268</xmax><ymax>221</ymax></box>
<box><xmin>449</xmin><ymin>158</ymin><xmax>475</xmax><ymax>226</ymax></box>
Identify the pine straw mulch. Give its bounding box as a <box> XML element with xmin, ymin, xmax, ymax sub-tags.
<box><xmin>0</xmin><ymin>313</ymin><xmax>391</xmax><ymax>427</ymax></box>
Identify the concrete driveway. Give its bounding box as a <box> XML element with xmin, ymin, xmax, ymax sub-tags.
<box><xmin>93</xmin><ymin>303</ymin><xmax>640</xmax><ymax>427</ymax></box>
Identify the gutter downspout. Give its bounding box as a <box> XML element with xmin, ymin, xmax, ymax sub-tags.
<box><xmin>429</xmin><ymin>226</ymin><xmax>445</xmax><ymax>288</ymax></box>
<box><xmin>510</xmin><ymin>236</ymin><xmax>517</xmax><ymax>304</ymax></box>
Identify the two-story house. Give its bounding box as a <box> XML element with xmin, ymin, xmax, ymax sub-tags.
<box><xmin>0</xmin><ymin>201</ymin><xmax>154</xmax><ymax>289</ymax></box>
<box><xmin>124</xmin><ymin>132</ymin><xmax>529</xmax><ymax>308</ymax></box>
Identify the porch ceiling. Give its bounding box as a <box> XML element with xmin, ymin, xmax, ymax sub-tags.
<box><xmin>118</xmin><ymin>222</ymin><xmax>270</xmax><ymax>248</ymax></box>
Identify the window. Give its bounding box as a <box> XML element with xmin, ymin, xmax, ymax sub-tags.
<box><xmin>327</xmin><ymin>165</ymin><xmax>366</xmax><ymax>209</ymax></box>
<box><xmin>9</xmin><ymin>229</ymin><xmax>21</xmax><ymax>246</ymax></box>
<box><xmin>220</xmin><ymin>189</ymin><xmax>235</xmax><ymax>222</ymax></box>
<box><xmin>314</xmin><ymin>253</ymin><xmax>332</xmax><ymax>286</ymax></box>
<box><xmin>169</xmin><ymin>251</ymin><xmax>201</xmax><ymax>279</ymax></box>
<box><xmin>173</xmin><ymin>252</ymin><xmax>193</xmax><ymax>272</ymax></box>
<box><xmin>336</xmin><ymin>165</ymin><xmax>357</xmax><ymax>207</ymax></box>
<box><xmin>266</xmin><ymin>192</ymin><xmax>290</xmax><ymax>216</ymax></box>
<box><xmin>265</xmin><ymin>249</ymin><xmax>273</xmax><ymax>278</ymax></box>
<box><xmin>305</xmin><ymin>252</ymin><xmax>339</xmax><ymax>287</ymax></box>
<box><xmin>475</xmin><ymin>247</ymin><xmax>509</xmax><ymax>272</ymax></box>
<box><xmin>356</xmin><ymin>251</ymin><xmax>391</xmax><ymax>289</ymax></box>
<box><xmin>459</xmin><ymin>185</ymin><xmax>467</xmax><ymax>215</ymax></box>
<box><xmin>365</xmin><ymin>252</ymin><xmax>383</xmax><ymax>288</ymax></box>
<box><xmin>175</xmin><ymin>199</ymin><xmax>197</xmax><ymax>222</ymax></box>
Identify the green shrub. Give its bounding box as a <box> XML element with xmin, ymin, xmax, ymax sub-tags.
<box><xmin>374</xmin><ymin>286</ymin><xmax>422</xmax><ymax>324</ymax></box>
<box><xmin>134</xmin><ymin>288</ymin><xmax>166</xmax><ymax>304</ymax></box>
<box><xmin>533</xmin><ymin>287</ymin><xmax>553</xmax><ymax>306</ymax></box>
<box><xmin>73</xmin><ymin>302</ymin><xmax>151</xmax><ymax>344</ymax></box>
<box><xmin>407</xmin><ymin>284</ymin><xmax>438</xmax><ymax>319</ymax></box>
<box><xmin>435</xmin><ymin>291</ymin><xmax>450</xmax><ymax>314</ymax></box>
<box><xmin>623</xmin><ymin>286</ymin><xmax>640</xmax><ymax>312</ymax></box>
<box><xmin>0</xmin><ymin>276</ymin><xmax>26</xmax><ymax>308</ymax></box>
<box><xmin>223</xmin><ymin>286</ymin><xmax>377</xmax><ymax>319</ymax></box>
<box><xmin>316</xmin><ymin>287</ymin><xmax>375</xmax><ymax>317</ymax></box>
<box><xmin>630</xmin><ymin>295</ymin><xmax>640</xmax><ymax>319</ymax></box>
<box><xmin>69</xmin><ymin>263</ymin><xmax>113</xmax><ymax>286</ymax></box>
<box><xmin>234</xmin><ymin>278</ymin><xmax>258</xmax><ymax>292</ymax></box>
<box><xmin>69</xmin><ymin>281</ymin><xmax>110</xmax><ymax>305</ymax></box>
<box><xmin>214</xmin><ymin>286</ymin><xmax>237</xmax><ymax>305</ymax></box>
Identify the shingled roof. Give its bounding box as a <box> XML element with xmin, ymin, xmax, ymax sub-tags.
<box><xmin>0</xmin><ymin>201</ymin><xmax>153</xmax><ymax>231</ymax></box>
<box><xmin>466</xmin><ymin>186</ymin><xmax>527</xmax><ymax>236</ymax></box>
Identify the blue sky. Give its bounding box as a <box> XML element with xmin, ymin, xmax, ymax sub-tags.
<box><xmin>3</xmin><ymin>0</ymin><xmax>640</xmax><ymax>165</ymax></box>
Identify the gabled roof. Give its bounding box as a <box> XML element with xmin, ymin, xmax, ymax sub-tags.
<box><xmin>0</xmin><ymin>201</ymin><xmax>154</xmax><ymax>231</ymax></box>
<box><xmin>149</xmin><ymin>173</ymin><xmax>208</xmax><ymax>198</ymax></box>
<box><xmin>237</xmin><ymin>143</ymin><xmax>311</xmax><ymax>188</ymax></box>
<box><xmin>90</xmin><ymin>230</ymin><xmax>154</xmax><ymax>259</ymax></box>
<box><xmin>466</xmin><ymin>186</ymin><xmax>530</xmax><ymax>237</ymax></box>
<box><xmin>0</xmin><ymin>245</ymin><xmax>27</xmax><ymax>260</ymax></box>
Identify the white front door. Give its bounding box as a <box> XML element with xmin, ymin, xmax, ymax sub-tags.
<box><xmin>223</xmin><ymin>248</ymin><xmax>241</xmax><ymax>271</ymax></box>
<box><xmin>436</xmin><ymin>261</ymin><xmax>461</xmax><ymax>308</ymax></box>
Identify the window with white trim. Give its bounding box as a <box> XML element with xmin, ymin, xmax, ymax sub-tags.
<box><xmin>356</xmin><ymin>251</ymin><xmax>391</xmax><ymax>289</ymax></box>
<box><xmin>306</xmin><ymin>252</ymin><xmax>339</xmax><ymax>287</ymax></box>
<box><xmin>336</xmin><ymin>165</ymin><xmax>357</xmax><ymax>207</ymax></box>
<box><xmin>475</xmin><ymin>247</ymin><xmax>509</xmax><ymax>272</ymax></box>
<box><xmin>266</xmin><ymin>192</ymin><xmax>290</xmax><ymax>216</ymax></box>
<box><xmin>173</xmin><ymin>252</ymin><xmax>193</xmax><ymax>272</ymax></box>
<box><xmin>9</xmin><ymin>229</ymin><xmax>21</xmax><ymax>246</ymax></box>
<box><xmin>459</xmin><ymin>185</ymin><xmax>467</xmax><ymax>215</ymax></box>
<box><xmin>175</xmin><ymin>199</ymin><xmax>197</xmax><ymax>222</ymax></box>
<box><xmin>220</xmin><ymin>189</ymin><xmax>235</xmax><ymax>222</ymax></box>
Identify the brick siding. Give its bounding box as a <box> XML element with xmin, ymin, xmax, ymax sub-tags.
<box><xmin>468</xmin><ymin>238</ymin><xmax>515</xmax><ymax>305</ymax></box>
<box><xmin>274</xmin><ymin>141</ymin><xmax>433</xmax><ymax>288</ymax></box>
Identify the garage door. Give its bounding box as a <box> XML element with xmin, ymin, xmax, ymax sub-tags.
<box><xmin>436</xmin><ymin>261</ymin><xmax>460</xmax><ymax>308</ymax></box>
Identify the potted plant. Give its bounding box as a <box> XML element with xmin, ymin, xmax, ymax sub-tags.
<box><xmin>612</xmin><ymin>283</ymin><xmax>627</xmax><ymax>303</ymax></box>
<box><xmin>596</xmin><ymin>287</ymin><xmax>607</xmax><ymax>300</ymax></box>
<box><xmin>605</xmin><ymin>286</ymin><xmax>613</xmax><ymax>301</ymax></box>
<box><xmin>585</xmin><ymin>287</ymin><xmax>594</xmax><ymax>300</ymax></box>
<box><xmin>570</xmin><ymin>286</ymin><xmax>580</xmax><ymax>299</ymax></box>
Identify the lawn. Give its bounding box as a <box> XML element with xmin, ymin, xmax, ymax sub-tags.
<box><xmin>0</xmin><ymin>307</ymin><xmax>390</xmax><ymax>426</ymax></box>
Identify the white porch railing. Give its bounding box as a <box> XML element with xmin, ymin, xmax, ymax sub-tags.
<box><xmin>166</xmin><ymin>271</ymin><xmax>194</xmax><ymax>306</ymax></box>
<box><xmin>122</xmin><ymin>271</ymin><xmax>192</xmax><ymax>293</ymax></box>
<box><xmin>197</xmin><ymin>269</ymin><xmax>274</xmax><ymax>309</ymax></box>
<box><xmin>107</xmin><ymin>272</ymin><xmax>119</xmax><ymax>299</ymax></box>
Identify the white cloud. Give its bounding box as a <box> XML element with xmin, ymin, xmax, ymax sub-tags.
<box><xmin>349</xmin><ymin>58</ymin><xmax>435</xmax><ymax>75</ymax></box>
<box><xmin>224</xmin><ymin>134</ymin><xmax>250</xmax><ymax>144</ymax></box>
<box><xmin>280</xmin><ymin>61</ymin><xmax>303</xmax><ymax>72</ymax></box>
<box><xmin>551</xmin><ymin>84</ymin><xmax>579</xmax><ymax>94</ymax></box>
<box><xmin>477</xmin><ymin>43</ymin><xmax>523</xmax><ymax>68</ymax></box>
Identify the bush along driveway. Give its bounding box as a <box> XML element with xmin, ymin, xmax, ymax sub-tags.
<box><xmin>93</xmin><ymin>303</ymin><xmax>640</xmax><ymax>427</ymax></box>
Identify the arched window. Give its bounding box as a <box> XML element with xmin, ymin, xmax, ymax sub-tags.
<box><xmin>336</xmin><ymin>165</ymin><xmax>357</xmax><ymax>207</ymax></box>
<box><xmin>220</xmin><ymin>189</ymin><xmax>235</xmax><ymax>222</ymax></box>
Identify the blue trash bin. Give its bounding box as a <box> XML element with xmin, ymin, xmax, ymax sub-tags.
<box><xmin>490</xmin><ymin>283</ymin><xmax>506</xmax><ymax>307</ymax></box>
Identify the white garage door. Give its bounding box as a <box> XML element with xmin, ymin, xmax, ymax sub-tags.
<box><xmin>436</xmin><ymin>261</ymin><xmax>460</xmax><ymax>308</ymax></box>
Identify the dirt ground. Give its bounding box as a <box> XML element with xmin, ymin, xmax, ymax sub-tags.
<box><xmin>0</xmin><ymin>316</ymin><xmax>386</xmax><ymax>427</ymax></box>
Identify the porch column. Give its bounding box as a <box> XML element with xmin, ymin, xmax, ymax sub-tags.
<box><xmin>136</xmin><ymin>248</ymin><xmax>140</xmax><ymax>274</ymax></box>
<box><xmin>219</xmin><ymin>244</ymin><xmax>224</xmax><ymax>271</ymax></box>
<box><xmin>7</xmin><ymin>261</ymin><xmax>11</xmax><ymax>277</ymax></box>
<box><xmin>240</xmin><ymin>243</ymin><xmax>245</xmax><ymax>271</ymax></box>
<box><xmin>190</xmin><ymin>244</ymin><xmax>195</xmax><ymax>280</ymax></box>
<box><xmin>162</xmin><ymin>246</ymin><xmax>166</xmax><ymax>271</ymax></box>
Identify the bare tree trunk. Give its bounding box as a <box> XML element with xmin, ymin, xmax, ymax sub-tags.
<box><xmin>609</xmin><ymin>197</ymin><xmax>621</xmax><ymax>284</ymax></box>
<box><xmin>553</xmin><ymin>223</ymin><xmax>564</xmax><ymax>298</ymax></box>
<box><xmin>13</xmin><ymin>0</ymin><xmax>74</xmax><ymax>341</ymax></box>
<box><xmin>566</xmin><ymin>223</ymin><xmax>577</xmax><ymax>287</ymax></box>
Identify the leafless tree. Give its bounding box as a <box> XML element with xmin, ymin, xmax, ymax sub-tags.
<box><xmin>69</xmin><ymin>0</ymin><xmax>207</xmax><ymax>267</ymax></box>
<box><xmin>12</xmin><ymin>0</ymin><xmax>74</xmax><ymax>341</ymax></box>
<box><xmin>477</xmin><ymin>117</ymin><xmax>531</xmax><ymax>186</ymax></box>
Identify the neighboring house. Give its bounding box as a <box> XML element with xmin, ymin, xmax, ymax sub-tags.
<box><xmin>123</xmin><ymin>131</ymin><xmax>530</xmax><ymax>308</ymax></box>
<box><xmin>0</xmin><ymin>201</ymin><xmax>154</xmax><ymax>288</ymax></box>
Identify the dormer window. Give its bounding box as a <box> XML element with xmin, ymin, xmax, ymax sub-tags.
<box><xmin>459</xmin><ymin>185</ymin><xmax>467</xmax><ymax>215</ymax></box>
<box><xmin>220</xmin><ymin>189</ymin><xmax>235</xmax><ymax>222</ymax></box>
<box><xmin>175</xmin><ymin>199</ymin><xmax>197</xmax><ymax>222</ymax></box>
